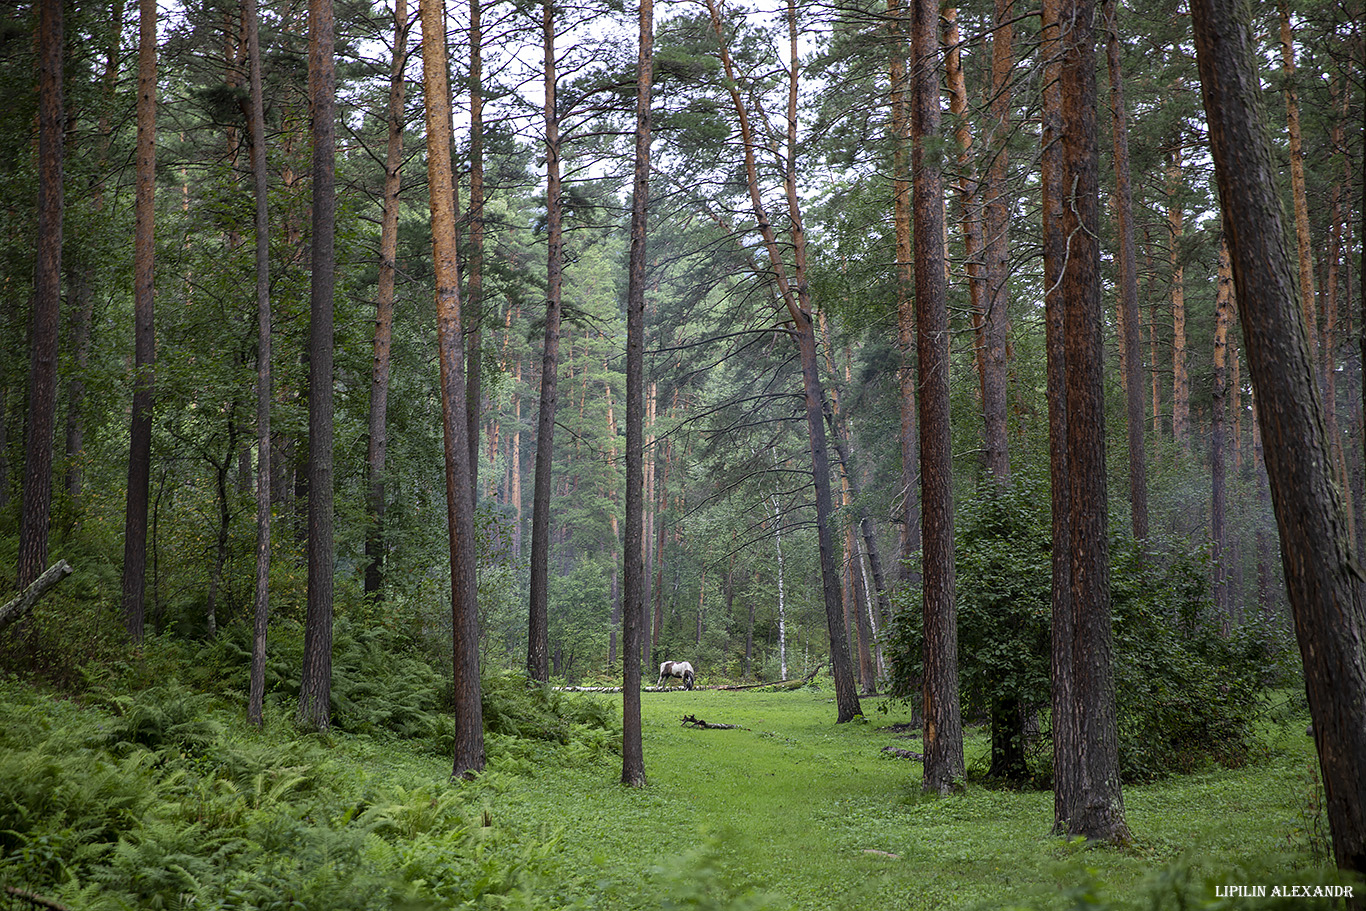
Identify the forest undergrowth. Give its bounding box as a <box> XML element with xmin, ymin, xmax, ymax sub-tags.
<box><xmin>0</xmin><ymin>632</ymin><xmax>1353</xmax><ymax>911</ymax></box>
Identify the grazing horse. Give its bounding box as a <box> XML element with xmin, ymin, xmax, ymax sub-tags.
<box><xmin>656</xmin><ymin>660</ymin><xmax>695</xmax><ymax>690</ymax></box>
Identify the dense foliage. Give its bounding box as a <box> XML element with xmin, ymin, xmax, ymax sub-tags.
<box><xmin>0</xmin><ymin>632</ymin><xmax>619</xmax><ymax>910</ymax></box>
<box><xmin>885</xmin><ymin>478</ymin><xmax>1291</xmax><ymax>785</ymax></box>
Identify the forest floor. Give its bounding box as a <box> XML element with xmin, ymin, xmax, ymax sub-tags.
<box><xmin>2</xmin><ymin>675</ymin><xmax>1347</xmax><ymax>910</ymax></box>
<box><xmin>392</xmin><ymin>685</ymin><xmax>1339</xmax><ymax>910</ymax></box>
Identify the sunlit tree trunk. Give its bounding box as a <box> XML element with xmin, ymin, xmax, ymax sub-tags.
<box><xmin>1168</xmin><ymin>140</ymin><xmax>1189</xmax><ymax>451</ymax></box>
<box><xmin>911</xmin><ymin>0</ymin><xmax>962</xmax><ymax>793</ymax></box>
<box><xmin>1278</xmin><ymin>0</ymin><xmax>1318</xmax><ymax>366</ymax></box>
<box><xmin>298</xmin><ymin>0</ymin><xmax>337</xmax><ymax>733</ymax></box>
<box><xmin>889</xmin><ymin>0</ymin><xmax>921</xmax><ymax>587</ymax></box>
<box><xmin>1212</xmin><ymin>238</ymin><xmax>1232</xmax><ymax>623</ymax></box>
<box><xmin>420</xmin><ymin>0</ymin><xmax>487</xmax><ymax>777</ymax></box>
<box><xmin>945</xmin><ymin>8</ymin><xmax>983</xmax><ymax>427</ymax></box>
<box><xmin>1192</xmin><ymin>0</ymin><xmax>1366</xmax><ymax>878</ymax></box>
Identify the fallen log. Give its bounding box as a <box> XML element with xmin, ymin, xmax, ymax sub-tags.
<box><xmin>880</xmin><ymin>746</ymin><xmax>925</xmax><ymax>761</ymax></box>
<box><xmin>681</xmin><ymin>714</ymin><xmax>744</xmax><ymax>730</ymax></box>
<box><xmin>0</xmin><ymin>560</ymin><xmax>73</xmax><ymax>635</ymax></box>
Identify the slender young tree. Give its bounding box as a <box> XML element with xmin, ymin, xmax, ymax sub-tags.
<box><xmin>245</xmin><ymin>0</ymin><xmax>272</xmax><ymax>727</ymax></box>
<box><xmin>119</xmin><ymin>0</ymin><xmax>155</xmax><ymax>639</ymax></box>
<box><xmin>365</xmin><ymin>0</ymin><xmax>410</xmax><ymax>600</ymax></box>
<box><xmin>1056</xmin><ymin>0</ymin><xmax>1128</xmax><ymax>843</ymax></box>
<box><xmin>527</xmin><ymin>0</ymin><xmax>564</xmax><ymax>683</ymax></box>
<box><xmin>466</xmin><ymin>0</ymin><xmax>485</xmax><ymax>494</ymax></box>
<box><xmin>1277</xmin><ymin>0</ymin><xmax>1318</xmax><ymax>364</ymax></box>
<box><xmin>1191</xmin><ymin>0</ymin><xmax>1366</xmax><ymax>878</ymax></box>
<box><xmin>979</xmin><ymin>0</ymin><xmax>1013</xmax><ymax>486</ymax></box>
<box><xmin>911</xmin><ymin>0</ymin><xmax>963</xmax><ymax>794</ymax></box>
<box><xmin>1168</xmin><ymin>139</ymin><xmax>1189</xmax><ymax>450</ymax></box>
<box><xmin>298</xmin><ymin>0</ymin><xmax>337</xmax><ymax>732</ymax></box>
<box><xmin>1211</xmin><ymin>238</ymin><xmax>1232</xmax><ymax>622</ymax></box>
<box><xmin>420</xmin><ymin>0</ymin><xmax>486</xmax><ymax>777</ymax></box>
<box><xmin>621</xmin><ymin>0</ymin><xmax>652</xmax><ymax>789</ymax></box>
<box><xmin>889</xmin><ymin>0</ymin><xmax>921</xmax><ymax>587</ymax></box>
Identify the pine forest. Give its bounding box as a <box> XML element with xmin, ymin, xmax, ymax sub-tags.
<box><xmin>0</xmin><ymin>0</ymin><xmax>1363</xmax><ymax>905</ymax></box>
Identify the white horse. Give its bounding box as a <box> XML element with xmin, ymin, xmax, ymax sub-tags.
<box><xmin>656</xmin><ymin>660</ymin><xmax>695</xmax><ymax>690</ymax></box>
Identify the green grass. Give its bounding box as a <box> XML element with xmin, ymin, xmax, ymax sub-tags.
<box><xmin>444</xmin><ymin>686</ymin><xmax>1340</xmax><ymax>910</ymax></box>
<box><xmin>1</xmin><ymin>677</ymin><xmax>1348</xmax><ymax>910</ymax></box>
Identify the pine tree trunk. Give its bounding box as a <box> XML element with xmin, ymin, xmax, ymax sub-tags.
<box><xmin>465</xmin><ymin>0</ymin><xmax>485</xmax><ymax>499</ymax></box>
<box><xmin>622</xmin><ymin>0</ymin><xmax>649</xmax><ymax>769</ymax></box>
<box><xmin>365</xmin><ymin>0</ymin><xmax>408</xmax><ymax>602</ymax></box>
<box><xmin>912</xmin><ymin>0</ymin><xmax>962</xmax><ymax>792</ymax></box>
<box><xmin>1169</xmin><ymin>142</ymin><xmax>1189</xmax><ymax>451</ymax></box>
<box><xmin>298</xmin><ymin>0</ymin><xmax>337</xmax><ymax>733</ymax></box>
<box><xmin>1041</xmin><ymin>0</ymin><xmax>1076</xmax><ymax>830</ymax></box>
<box><xmin>980</xmin><ymin>0</ymin><xmax>1013</xmax><ymax>486</ymax></box>
<box><xmin>119</xmin><ymin>0</ymin><xmax>154</xmax><ymax>639</ymax></box>
<box><xmin>527</xmin><ymin>0</ymin><xmax>564</xmax><ymax>683</ymax></box>
<box><xmin>889</xmin><ymin>0</ymin><xmax>921</xmax><ymax>587</ymax></box>
<box><xmin>1212</xmin><ymin>238</ymin><xmax>1232</xmax><ymax>622</ymax></box>
<box><xmin>420</xmin><ymin>0</ymin><xmax>486</xmax><ymax>777</ymax></box>
<box><xmin>245</xmin><ymin>0</ymin><xmax>272</xmax><ymax>729</ymax></box>
<box><xmin>1103</xmin><ymin>0</ymin><xmax>1148</xmax><ymax>541</ymax></box>
<box><xmin>1192</xmin><ymin>0</ymin><xmax>1366</xmax><ymax>878</ymax></box>
<box><xmin>1057</xmin><ymin>0</ymin><xmax>1129</xmax><ymax>844</ymax></box>
<box><xmin>701</xmin><ymin>0</ymin><xmax>860</xmax><ymax>722</ymax></box>
<box><xmin>62</xmin><ymin>260</ymin><xmax>92</xmax><ymax>508</ymax></box>
<box><xmin>1278</xmin><ymin>0</ymin><xmax>1319</xmax><ymax>365</ymax></box>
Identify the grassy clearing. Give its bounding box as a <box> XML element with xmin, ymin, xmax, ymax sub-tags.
<box><xmin>450</xmin><ymin>685</ymin><xmax>1337</xmax><ymax>910</ymax></box>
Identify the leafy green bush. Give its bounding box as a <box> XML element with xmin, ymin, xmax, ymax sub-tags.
<box><xmin>1110</xmin><ymin>537</ymin><xmax>1286</xmax><ymax>781</ymax></box>
<box><xmin>885</xmin><ymin>482</ymin><xmax>1285</xmax><ymax>784</ymax></box>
